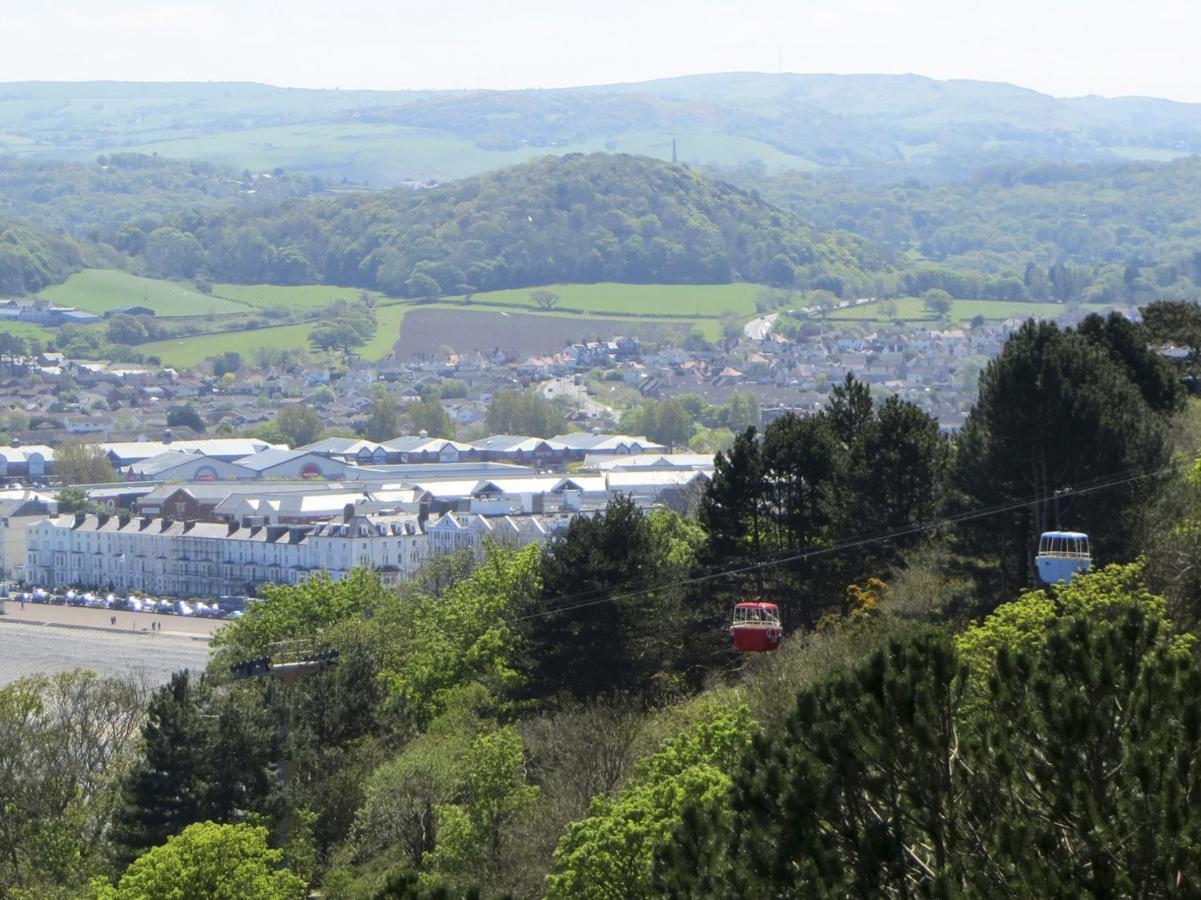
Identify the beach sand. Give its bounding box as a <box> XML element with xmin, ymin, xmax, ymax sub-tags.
<box><xmin>1</xmin><ymin>601</ymin><xmax>223</xmax><ymax>638</ymax></box>
<box><xmin>0</xmin><ymin>603</ymin><xmax>222</xmax><ymax>685</ymax></box>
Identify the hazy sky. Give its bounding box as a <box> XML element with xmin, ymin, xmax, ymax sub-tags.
<box><xmin>4</xmin><ymin>0</ymin><xmax>1200</xmax><ymax>101</ymax></box>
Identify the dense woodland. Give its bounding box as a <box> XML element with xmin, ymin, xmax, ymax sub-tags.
<box><xmin>11</xmin><ymin>151</ymin><xmax>1201</xmax><ymax>311</ymax></box>
<box><xmin>96</xmin><ymin>153</ymin><xmax>878</xmax><ymax>297</ymax></box>
<box><xmin>8</xmin><ymin>306</ymin><xmax>1201</xmax><ymax>897</ymax></box>
<box><xmin>738</xmin><ymin>157</ymin><xmax>1201</xmax><ymax>304</ymax></box>
<box><xmin>0</xmin><ymin>216</ymin><xmax>83</xmax><ymax>295</ymax></box>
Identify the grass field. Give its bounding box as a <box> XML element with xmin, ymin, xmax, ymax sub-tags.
<box><xmin>41</xmin><ymin>270</ymin><xmax>250</xmax><ymax>316</ymax></box>
<box><xmin>118</xmin><ymin>124</ymin><xmax>812</xmax><ymax>184</ymax></box>
<box><xmin>0</xmin><ymin>321</ymin><xmax>54</xmax><ymax>344</ymax></box>
<box><xmin>826</xmin><ymin>297</ymin><xmax>1112</xmax><ymax>324</ymax></box>
<box><xmin>210</xmin><ymin>282</ymin><xmax>387</xmax><ymax>310</ymax></box>
<box><xmin>446</xmin><ymin>283</ymin><xmax>761</xmax><ymax>318</ymax></box>
<box><xmin>141</xmin><ymin>323</ymin><xmax>317</xmax><ymax>368</ymax></box>
<box><xmin>404</xmin><ymin>303</ymin><xmax>722</xmax><ymax>344</ymax></box>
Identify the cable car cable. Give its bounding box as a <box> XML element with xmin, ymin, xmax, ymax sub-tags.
<box><xmin>508</xmin><ymin>460</ymin><xmax>1179</xmax><ymax>625</ymax></box>
<box><xmin>515</xmin><ymin>460</ymin><xmax>1175</xmax><ymax>621</ymax></box>
<box><xmin>514</xmin><ymin>461</ymin><xmax>1170</xmax><ymax>621</ymax></box>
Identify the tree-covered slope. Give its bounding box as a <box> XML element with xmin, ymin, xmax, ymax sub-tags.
<box><xmin>0</xmin><ymin>153</ymin><xmax>321</xmax><ymax>239</ymax></box>
<box><xmin>733</xmin><ymin>156</ymin><xmax>1201</xmax><ymax>302</ymax></box>
<box><xmin>0</xmin><ymin>216</ymin><xmax>83</xmax><ymax>295</ymax></box>
<box><xmin>123</xmin><ymin>153</ymin><xmax>880</xmax><ymax>296</ymax></box>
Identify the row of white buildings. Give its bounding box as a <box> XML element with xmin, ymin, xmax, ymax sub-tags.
<box><xmin>24</xmin><ymin>508</ymin><xmax>569</xmax><ymax>597</ymax></box>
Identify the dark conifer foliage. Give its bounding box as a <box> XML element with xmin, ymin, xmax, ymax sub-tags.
<box><xmin>524</xmin><ymin>496</ymin><xmax>685</xmax><ymax>699</ymax></box>
<box><xmin>656</xmin><ymin>606</ymin><xmax>1201</xmax><ymax>898</ymax></box>
<box><xmin>109</xmin><ymin>670</ymin><xmax>278</xmax><ymax>870</ymax></box>
<box><xmin>955</xmin><ymin>320</ymin><xmax>1171</xmax><ymax>589</ymax></box>
<box><xmin>699</xmin><ymin>375</ymin><xmax>945</xmax><ymax>624</ymax></box>
<box><xmin>109</xmin><ymin>671</ymin><xmax>207</xmax><ymax>868</ymax></box>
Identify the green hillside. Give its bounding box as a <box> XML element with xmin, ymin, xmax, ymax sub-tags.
<box><xmin>41</xmin><ymin>270</ymin><xmax>249</xmax><ymax>316</ymax></box>
<box><xmin>5</xmin><ymin>75</ymin><xmax>1201</xmax><ymax>185</ymax></box>
<box><xmin>117</xmin><ymin>153</ymin><xmax>881</xmax><ymax>300</ymax></box>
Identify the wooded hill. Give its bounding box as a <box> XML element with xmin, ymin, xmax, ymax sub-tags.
<box><xmin>104</xmin><ymin>153</ymin><xmax>882</xmax><ymax>297</ymax></box>
<box><xmin>0</xmin><ymin>153</ymin><xmax>320</xmax><ymax>239</ymax></box>
<box><xmin>6</xmin><ymin>75</ymin><xmax>1201</xmax><ymax>184</ymax></box>
<box><xmin>734</xmin><ymin>156</ymin><xmax>1201</xmax><ymax>304</ymax></box>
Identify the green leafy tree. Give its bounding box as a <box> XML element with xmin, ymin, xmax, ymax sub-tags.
<box><xmin>373</xmin><ymin>546</ymin><xmax>541</xmax><ymax>731</ymax></box>
<box><xmin>105</xmin><ymin>314</ymin><xmax>149</xmax><ymax>346</ymax></box>
<box><xmin>55</xmin><ymin>485</ymin><xmax>98</xmax><ymax>514</ymax></box>
<box><xmin>529</xmin><ymin>289</ymin><xmax>559</xmax><ymax>311</ymax></box>
<box><xmin>922</xmin><ymin>287</ymin><xmax>954</xmax><ymax>319</ymax></box>
<box><xmin>53</xmin><ymin>440</ymin><xmax>118</xmax><ymax>485</ymax></box>
<box><xmin>167</xmin><ymin>404</ymin><xmax>206</xmax><ymax>433</ymax></box>
<box><xmin>630</xmin><ymin>398</ymin><xmax>694</xmax><ymax>449</ymax></box>
<box><xmin>484</xmin><ymin>389</ymin><xmax>566</xmax><ymax>438</ymax></box>
<box><xmin>143</xmin><ymin>226</ymin><xmax>204</xmax><ymax>279</ymax></box>
<box><xmin>309</xmin><ymin>299</ymin><xmax>376</xmax><ymax>358</ymax></box>
<box><xmin>548</xmin><ymin>704</ymin><xmax>754</xmax><ymax>900</ymax></box>
<box><xmin>406</xmin><ymin>272</ymin><xmax>441</xmax><ymax>301</ymax></box>
<box><xmin>94</xmin><ymin>822</ymin><xmax>305</xmax><ymax>900</ymax></box>
<box><xmin>271</xmin><ymin>404</ymin><xmax>323</xmax><ymax>447</ymax></box>
<box><xmin>0</xmin><ymin>672</ymin><xmax>146</xmax><ymax>897</ymax></box>
<box><xmin>211</xmin><ymin>351</ymin><xmax>243</xmax><ymax>377</ymax></box>
<box><xmin>1142</xmin><ymin>299</ymin><xmax>1201</xmax><ymax>370</ymax></box>
<box><xmin>364</xmin><ymin>397</ymin><xmax>402</xmax><ymax>442</ymax></box>
<box><xmin>424</xmin><ymin>726</ymin><xmax>540</xmax><ymax>888</ymax></box>
<box><xmin>407</xmin><ymin>398</ymin><xmax>456</xmax><ymax>439</ymax></box>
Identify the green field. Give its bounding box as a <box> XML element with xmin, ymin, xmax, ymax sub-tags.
<box><xmin>826</xmin><ymin>297</ymin><xmax>1112</xmax><ymax>324</ymax></box>
<box><xmin>41</xmin><ymin>270</ymin><xmax>250</xmax><ymax>316</ymax></box>
<box><xmin>39</xmin><ymin>272</ymin><xmax>1108</xmax><ymax>369</ymax></box>
<box><xmin>141</xmin><ymin>305</ymin><xmax>409</xmax><ymax>368</ymax></box>
<box><xmin>118</xmin><ymin>124</ymin><xmax>811</xmax><ymax>185</ymax></box>
<box><xmin>141</xmin><ymin>323</ymin><xmax>318</xmax><ymax>368</ymax></box>
<box><xmin>359</xmin><ymin>306</ymin><xmax>409</xmax><ymax>360</ymax></box>
<box><xmin>210</xmin><ymin>282</ymin><xmax>386</xmax><ymax>310</ymax></box>
<box><xmin>0</xmin><ymin>321</ymin><xmax>54</xmax><ymax>345</ymax></box>
<box><xmin>446</xmin><ymin>283</ymin><xmax>762</xmax><ymax>318</ymax></box>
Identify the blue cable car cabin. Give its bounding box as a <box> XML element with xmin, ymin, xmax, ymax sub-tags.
<box><xmin>1035</xmin><ymin>531</ymin><xmax>1092</xmax><ymax>585</ymax></box>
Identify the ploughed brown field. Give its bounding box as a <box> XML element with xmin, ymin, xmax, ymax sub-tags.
<box><xmin>393</xmin><ymin>308</ymin><xmax>688</xmax><ymax>359</ymax></box>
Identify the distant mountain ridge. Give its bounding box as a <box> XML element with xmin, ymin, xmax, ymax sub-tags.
<box><xmin>2</xmin><ymin>73</ymin><xmax>1200</xmax><ymax>184</ymax></box>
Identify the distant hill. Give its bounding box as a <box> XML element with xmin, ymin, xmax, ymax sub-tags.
<box><xmin>131</xmin><ymin>153</ymin><xmax>879</xmax><ymax>296</ymax></box>
<box><xmin>3</xmin><ymin>74</ymin><xmax>1201</xmax><ymax>184</ymax></box>
<box><xmin>0</xmin><ymin>153</ymin><xmax>320</xmax><ymax>239</ymax></box>
<box><xmin>740</xmin><ymin>156</ymin><xmax>1201</xmax><ymax>277</ymax></box>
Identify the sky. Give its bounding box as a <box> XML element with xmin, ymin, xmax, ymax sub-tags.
<box><xmin>3</xmin><ymin>0</ymin><xmax>1200</xmax><ymax>102</ymax></box>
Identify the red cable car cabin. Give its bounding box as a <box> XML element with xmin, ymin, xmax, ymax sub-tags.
<box><xmin>730</xmin><ymin>602</ymin><xmax>782</xmax><ymax>652</ymax></box>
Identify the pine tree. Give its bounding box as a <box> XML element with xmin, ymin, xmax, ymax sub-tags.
<box><xmin>109</xmin><ymin>671</ymin><xmax>207</xmax><ymax>869</ymax></box>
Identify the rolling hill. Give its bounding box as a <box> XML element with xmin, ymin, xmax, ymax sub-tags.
<box><xmin>122</xmin><ymin>152</ymin><xmax>882</xmax><ymax>297</ymax></box>
<box><xmin>3</xmin><ymin>74</ymin><xmax>1201</xmax><ymax>184</ymax></box>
